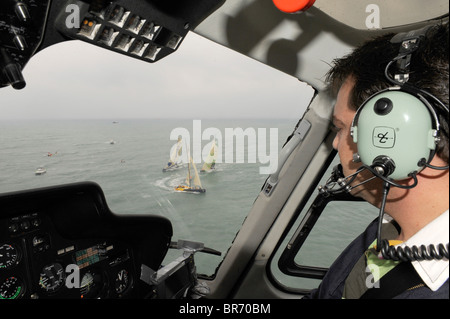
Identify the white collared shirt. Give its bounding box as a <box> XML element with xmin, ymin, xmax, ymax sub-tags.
<box><xmin>397</xmin><ymin>210</ymin><xmax>449</xmax><ymax>291</ymax></box>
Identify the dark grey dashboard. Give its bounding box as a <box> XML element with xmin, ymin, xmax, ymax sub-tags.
<box><xmin>0</xmin><ymin>182</ymin><xmax>173</xmax><ymax>299</ymax></box>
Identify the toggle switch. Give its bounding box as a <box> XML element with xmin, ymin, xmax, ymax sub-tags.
<box><xmin>13</xmin><ymin>35</ymin><xmax>28</xmax><ymax>51</ymax></box>
<box><xmin>15</xmin><ymin>2</ymin><xmax>31</xmax><ymax>23</ymax></box>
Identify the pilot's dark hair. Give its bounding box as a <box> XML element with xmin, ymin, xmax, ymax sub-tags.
<box><xmin>325</xmin><ymin>22</ymin><xmax>449</xmax><ymax>163</ymax></box>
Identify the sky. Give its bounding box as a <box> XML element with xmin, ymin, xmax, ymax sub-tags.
<box><xmin>0</xmin><ymin>32</ymin><xmax>314</xmax><ymax>120</ymax></box>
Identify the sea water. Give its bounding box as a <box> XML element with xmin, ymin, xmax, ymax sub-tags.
<box><xmin>0</xmin><ymin>118</ymin><xmax>379</xmax><ymax>281</ymax></box>
<box><xmin>0</xmin><ymin>119</ymin><xmax>295</xmax><ymax>270</ymax></box>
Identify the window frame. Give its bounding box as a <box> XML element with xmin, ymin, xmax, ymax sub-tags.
<box><xmin>268</xmin><ymin>149</ymin><xmax>371</xmax><ymax>294</ymax></box>
<box><xmin>277</xmin><ymin>191</ymin><xmax>365</xmax><ymax>280</ymax></box>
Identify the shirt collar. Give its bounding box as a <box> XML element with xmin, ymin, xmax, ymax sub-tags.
<box><xmin>400</xmin><ymin>210</ymin><xmax>449</xmax><ymax>291</ymax></box>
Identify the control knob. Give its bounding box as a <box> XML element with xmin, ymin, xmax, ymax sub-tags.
<box><xmin>0</xmin><ymin>48</ymin><xmax>26</xmax><ymax>89</ymax></box>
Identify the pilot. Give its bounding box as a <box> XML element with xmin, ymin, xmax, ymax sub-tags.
<box><xmin>305</xmin><ymin>22</ymin><xmax>449</xmax><ymax>299</ymax></box>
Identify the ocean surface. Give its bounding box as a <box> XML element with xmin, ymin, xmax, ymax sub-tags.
<box><xmin>0</xmin><ymin>119</ymin><xmax>379</xmax><ymax>283</ymax></box>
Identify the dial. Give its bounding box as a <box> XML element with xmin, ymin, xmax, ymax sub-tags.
<box><xmin>39</xmin><ymin>263</ymin><xmax>65</xmax><ymax>293</ymax></box>
<box><xmin>80</xmin><ymin>272</ymin><xmax>94</xmax><ymax>297</ymax></box>
<box><xmin>0</xmin><ymin>244</ymin><xmax>21</xmax><ymax>269</ymax></box>
<box><xmin>80</xmin><ymin>272</ymin><xmax>94</xmax><ymax>295</ymax></box>
<box><xmin>80</xmin><ymin>271</ymin><xmax>104</xmax><ymax>299</ymax></box>
<box><xmin>115</xmin><ymin>269</ymin><xmax>130</xmax><ymax>295</ymax></box>
<box><xmin>0</xmin><ymin>276</ymin><xmax>25</xmax><ymax>299</ymax></box>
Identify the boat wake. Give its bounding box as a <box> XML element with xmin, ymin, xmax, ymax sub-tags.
<box><xmin>154</xmin><ymin>175</ymin><xmax>182</xmax><ymax>192</ymax></box>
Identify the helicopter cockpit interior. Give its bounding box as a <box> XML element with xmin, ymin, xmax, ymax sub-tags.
<box><xmin>1</xmin><ymin>0</ymin><xmax>448</xmax><ymax>302</ymax></box>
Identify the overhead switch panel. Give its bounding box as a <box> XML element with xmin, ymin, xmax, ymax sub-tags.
<box><xmin>1</xmin><ymin>0</ymin><xmax>224</xmax><ymax>89</ymax></box>
<box><xmin>55</xmin><ymin>0</ymin><xmax>224</xmax><ymax>63</ymax></box>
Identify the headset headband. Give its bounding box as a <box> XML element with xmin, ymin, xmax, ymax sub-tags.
<box><xmin>350</xmin><ymin>24</ymin><xmax>448</xmax><ymax>180</ymax></box>
<box><xmin>388</xmin><ymin>25</ymin><xmax>434</xmax><ymax>84</ymax></box>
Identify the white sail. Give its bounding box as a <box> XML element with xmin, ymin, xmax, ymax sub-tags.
<box><xmin>163</xmin><ymin>137</ymin><xmax>183</xmax><ymax>171</ymax></box>
<box><xmin>201</xmin><ymin>139</ymin><xmax>218</xmax><ymax>172</ymax></box>
<box><xmin>176</xmin><ymin>156</ymin><xmax>204</xmax><ymax>192</ymax></box>
<box><xmin>175</xmin><ymin>150</ymin><xmax>205</xmax><ymax>193</ymax></box>
<box><xmin>172</xmin><ymin>137</ymin><xmax>183</xmax><ymax>163</ymax></box>
<box><xmin>191</xmin><ymin>157</ymin><xmax>203</xmax><ymax>188</ymax></box>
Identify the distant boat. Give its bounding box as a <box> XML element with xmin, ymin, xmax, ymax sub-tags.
<box><xmin>35</xmin><ymin>167</ymin><xmax>46</xmax><ymax>175</ymax></box>
<box><xmin>200</xmin><ymin>139</ymin><xmax>218</xmax><ymax>173</ymax></box>
<box><xmin>174</xmin><ymin>156</ymin><xmax>206</xmax><ymax>194</ymax></box>
<box><xmin>163</xmin><ymin>137</ymin><xmax>183</xmax><ymax>172</ymax></box>
<box><xmin>109</xmin><ymin>140</ymin><xmax>116</xmax><ymax>144</ymax></box>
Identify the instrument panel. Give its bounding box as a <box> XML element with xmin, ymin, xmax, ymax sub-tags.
<box><xmin>0</xmin><ymin>182</ymin><xmax>173</xmax><ymax>299</ymax></box>
<box><xmin>1</xmin><ymin>213</ymin><xmax>135</xmax><ymax>299</ymax></box>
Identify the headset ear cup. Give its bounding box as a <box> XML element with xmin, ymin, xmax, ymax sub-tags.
<box><xmin>351</xmin><ymin>89</ymin><xmax>438</xmax><ymax>180</ymax></box>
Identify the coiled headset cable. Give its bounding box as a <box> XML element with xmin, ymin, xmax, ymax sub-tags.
<box><xmin>379</xmin><ymin>239</ymin><xmax>449</xmax><ymax>262</ymax></box>
<box><xmin>375</xmin><ymin>179</ymin><xmax>449</xmax><ymax>262</ymax></box>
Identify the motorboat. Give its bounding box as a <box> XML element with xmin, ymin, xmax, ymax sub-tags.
<box><xmin>35</xmin><ymin>167</ymin><xmax>47</xmax><ymax>175</ymax></box>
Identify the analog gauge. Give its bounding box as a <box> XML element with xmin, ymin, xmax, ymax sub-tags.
<box><xmin>39</xmin><ymin>263</ymin><xmax>65</xmax><ymax>293</ymax></box>
<box><xmin>0</xmin><ymin>276</ymin><xmax>25</xmax><ymax>299</ymax></box>
<box><xmin>115</xmin><ymin>269</ymin><xmax>130</xmax><ymax>295</ymax></box>
<box><xmin>80</xmin><ymin>272</ymin><xmax>94</xmax><ymax>298</ymax></box>
<box><xmin>80</xmin><ymin>271</ymin><xmax>104</xmax><ymax>299</ymax></box>
<box><xmin>0</xmin><ymin>244</ymin><xmax>21</xmax><ymax>269</ymax></box>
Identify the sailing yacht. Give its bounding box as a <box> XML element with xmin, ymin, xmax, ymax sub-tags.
<box><xmin>174</xmin><ymin>156</ymin><xmax>206</xmax><ymax>193</ymax></box>
<box><xmin>200</xmin><ymin>139</ymin><xmax>218</xmax><ymax>173</ymax></box>
<box><xmin>162</xmin><ymin>137</ymin><xmax>183</xmax><ymax>172</ymax></box>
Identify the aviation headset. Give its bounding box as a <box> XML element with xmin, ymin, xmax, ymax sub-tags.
<box><xmin>350</xmin><ymin>25</ymin><xmax>449</xmax><ymax>181</ymax></box>
<box><xmin>319</xmin><ymin>24</ymin><xmax>449</xmax><ymax>261</ymax></box>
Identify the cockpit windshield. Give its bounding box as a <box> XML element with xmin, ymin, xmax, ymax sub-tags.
<box><xmin>0</xmin><ymin>33</ymin><xmax>314</xmax><ymax>276</ymax></box>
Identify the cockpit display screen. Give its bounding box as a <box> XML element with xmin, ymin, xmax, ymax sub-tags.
<box><xmin>75</xmin><ymin>244</ymin><xmax>108</xmax><ymax>269</ymax></box>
